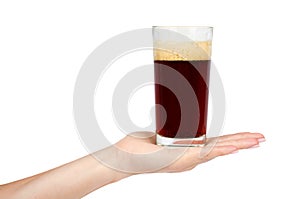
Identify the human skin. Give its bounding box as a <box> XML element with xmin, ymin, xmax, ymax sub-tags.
<box><xmin>0</xmin><ymin>132</ymin><xmax>265</xmax><ymax>199</ymax></box>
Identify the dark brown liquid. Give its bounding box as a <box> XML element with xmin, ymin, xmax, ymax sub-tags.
<box><xmin>155</xmin><ymin>60</ymin><xmax>210</xmax><ymax>138</ymax></box>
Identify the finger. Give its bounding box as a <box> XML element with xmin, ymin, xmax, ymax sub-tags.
<box><xmin>208</xmin><ymin>132</ymin><xmax>264</xmax><ymax>143</ymax></box>
<box><xmin>160</xmin><ymin>145</ymin><xmax>238</xmax><ymax>172</ymax></box>
<box><xmin>185</xmin><ymin>145</ymin><xmax>237</xmax><ymax>162</ymax></box>
<box><xmin>200</xmin><ymin>145</ymin><xmax>238</xmax><ymax>162</ymax></box>
<box><xmin>216</xmin><ymin>138</ymin><xmax>259</xmax><ymax>149</ymax></box>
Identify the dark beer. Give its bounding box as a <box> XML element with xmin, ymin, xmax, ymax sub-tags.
<box><xmin>153</xmin><ymin>26</ymin><xmax>213</xmax><ymax>145</ymax></box>
<box><xmin>154</xmin><ymin>60</ymin><xmax>210</xmax><ymax>139</ymax></box>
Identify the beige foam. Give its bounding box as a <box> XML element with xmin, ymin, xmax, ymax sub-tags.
<box><xmin>154</xmin><ymin>41</ymin><xmax>212</xmax><ymax>61</ymax></box>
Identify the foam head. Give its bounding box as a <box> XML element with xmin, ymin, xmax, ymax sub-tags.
<box><xmin>153</xmin><ymin>26</ymin><xmax>213</xmax><ymax>61</ymax></box>
<box><xmin>153</xmin><ymin>41</ymin><xmax>212</xmax><ymax>61</ymax></box>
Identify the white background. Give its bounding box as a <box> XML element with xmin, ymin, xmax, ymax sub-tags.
<box><xmin>1</xmin><ymin>0</ymin><xmax>299</xmax><ymax>198</ymax></box>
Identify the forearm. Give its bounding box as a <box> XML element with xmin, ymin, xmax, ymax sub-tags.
<box><xmin>1</xmin><ymin>154</ymin><xmax>131</xmax><ymax>199</ymax></box>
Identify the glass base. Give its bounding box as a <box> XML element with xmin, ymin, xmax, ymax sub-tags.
<box><xmin>156</xmin><ymin>134</ymin><xmax>206</xmax><ymax>147</ymax></box>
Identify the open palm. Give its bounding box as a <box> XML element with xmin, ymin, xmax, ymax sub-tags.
<box><xmin>95</xmin><ymin>132</ymin><xmax>265</xmax><ymax>174</ymax></box>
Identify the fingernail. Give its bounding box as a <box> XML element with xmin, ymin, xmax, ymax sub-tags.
<box><xmin>250</xmin><ymin>144</ymin><xmax>260</xmax><ymax>149</ymax></box>
<box><xmin>258</xmin><ymin>138</ymin><xmax>266</xmax><ymax>143</ymax></box>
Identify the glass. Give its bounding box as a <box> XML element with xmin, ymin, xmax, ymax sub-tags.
<box><xmin>153</xmin><ymin>26</ymin><xmax>213</xmax><ymax>146</ymax></box>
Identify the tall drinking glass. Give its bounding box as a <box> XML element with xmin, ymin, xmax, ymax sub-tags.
<box><xmin>153</xmin><ymin>26</ymin><xmax>213</xmax><ymax>146</ymax></box>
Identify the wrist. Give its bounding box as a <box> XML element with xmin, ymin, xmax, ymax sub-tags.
<box><xmin>109</xmin><ymin>167</ymin><xmax>132</xmax><ymax>183</ymax></box>
<box><xmin>93</xmin><ymin>146</ymin><xmax>135</xmax><ymax>184</ymax></box>
<box><xmin>90</xmin><ymin>154</ymin><xmax>132</xmax><ymax>185</ymax></box>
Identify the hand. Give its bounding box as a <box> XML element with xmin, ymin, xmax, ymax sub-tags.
<box><xmin>95</xmin><ymin>132</ymin><xmax>265</xmax><ymax>174</ymax></box>
<box><xmin>0</xmin><ymin>131</ymin><xmax>265</xmax><ymax>199</ymax></box>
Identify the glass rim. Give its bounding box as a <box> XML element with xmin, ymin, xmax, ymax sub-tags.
<box><xmin>153</xmin><ymin>26</ymin><xmax>213</xmax><ymax>29</ymax></box>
